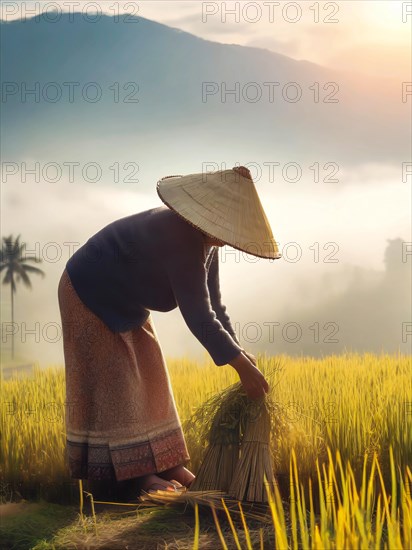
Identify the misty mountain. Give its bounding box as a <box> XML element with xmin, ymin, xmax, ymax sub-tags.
<box><xmin>230</xmin><ymin>238</ymin><xmax>412</xmax><ymax>357</ymax></box>
<box><xmin>1</xmin><ymin>13</ymin><xmax>408</xmax><ymax>169</ymax></box>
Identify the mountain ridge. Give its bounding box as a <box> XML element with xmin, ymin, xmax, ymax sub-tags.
<box><xmin>1</xmin><ymin>12</ymin><xmax>408</xmax><ymax>167</ymax></box>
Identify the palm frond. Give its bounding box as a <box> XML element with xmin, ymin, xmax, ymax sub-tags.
<box><xmin>20</xmin><ymin>264</ymin><xmax>45</xmax><ymax>276</ymax></box>
<box><xmin>20</xmin><ymin>256</ymin><xmax>43</xmax><ymax>265</ymax></box>
<box><xmin>15</xmin><ymin>265</ymin><xmax>32</xmax><ymax>288</ymax></box>
<box><xmin>2</xmin><ymin>269</ymin><xmax>16</xmax><ymax>292</ymax></box>
<box><xmin>3</xmin><ymin>269</ymin><xmax>13</xmax><ymax>284</ymax></box>
<box><xmin>0</xmin><ymin>235</ymin><xmax>45</xmax><ymax>292</ymax></box>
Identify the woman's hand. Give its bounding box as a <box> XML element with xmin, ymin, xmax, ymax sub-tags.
<box><xmin>229</xmin><ymin>351</ymin><xmax>269</xmax><ymax>400</ymax></box>
<box><xmin>241</xmin><ymin>349</ymin><xmax>257</xmax><ymax>366</ymax></box>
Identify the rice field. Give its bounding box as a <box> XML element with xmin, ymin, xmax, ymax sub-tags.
<box><xmin>1</xmin><ymin>352</ymin><xmax>411</xmax><ymax>549</ymax></box>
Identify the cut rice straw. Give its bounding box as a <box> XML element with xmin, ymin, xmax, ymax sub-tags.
<box><xmin>228</xmin><ymin>398</ymin><xmax>276</xmax><ymax>502</ymax></box>
<box><xmin>185</xmin><ymin>375</ymin><xmax>283</xmax><ymax>503</ymax></box>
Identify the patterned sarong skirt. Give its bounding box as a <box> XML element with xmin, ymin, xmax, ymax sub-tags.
<box><xmin>57</xmin><ymin>268</ymin><xmax>190</xmax><ymax>481</ymax></box>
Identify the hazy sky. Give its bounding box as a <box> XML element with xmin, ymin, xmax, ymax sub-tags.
<box><xmin>2</xmin><ymin>165</ymin><xmax>410</xmax><ymax>366</ymax></box>
<box><xmin>1</xmin><ymin>0</ymin><xmax>411</xmax><ymax>365</ymax></box>
<box><xmin>1</xmin><ymin>1</ymin><xmax>410</xmax><ymax>79</ymax></box>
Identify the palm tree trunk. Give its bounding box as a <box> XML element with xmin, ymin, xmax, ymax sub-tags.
<box><xmin>11</xmin><ymin>283</ymin><xmax>14</xmax><ymax>360</ymax></box>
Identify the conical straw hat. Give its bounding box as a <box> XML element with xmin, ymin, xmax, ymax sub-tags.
<box><xmin>156</xmin><ymin>166</ymin><xmax>281</xmax><ymax>260</ymax></box>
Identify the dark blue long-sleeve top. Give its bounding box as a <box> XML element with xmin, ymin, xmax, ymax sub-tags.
<box><xmin>65</xmin><ymin>205</ymin><xmax>243</xmax><ymax>366</ymax></box>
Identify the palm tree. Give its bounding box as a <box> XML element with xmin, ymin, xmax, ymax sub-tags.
<box><xmin>0</xmin><ymin>235</ymin><xmax>45</xmax><ymax>359</ymax></box>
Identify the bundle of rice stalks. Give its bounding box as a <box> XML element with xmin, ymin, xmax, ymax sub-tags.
<box><xmin>189</xmin><ymin>383</ymin><xmax>247</xmax><ymax>492</ymax></box>
<box><xmin>186</xmin><ymin>372</ymin><xmax>283</xmax><ymax>503</ymax></box>
<box><xmin>227</xmin><ymin>398</ymin><xmax>276</xmax><ymax>503</ymax></box>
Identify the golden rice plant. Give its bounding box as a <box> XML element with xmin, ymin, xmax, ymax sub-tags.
<box><xmin>1</xmin><ymin>352</ymin><xmax>411</xmax><ymax>549</ymax></box>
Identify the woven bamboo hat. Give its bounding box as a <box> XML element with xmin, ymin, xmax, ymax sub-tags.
<box><xmin>156</xmin><ymin>166</ymin><xmax>281</xmax><ymax>260</ymax></box>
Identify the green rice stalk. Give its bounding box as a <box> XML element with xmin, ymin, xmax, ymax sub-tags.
<box><xmin>78</xmin><ymin>479</ymin><xmax>84</xmax><ymax>522</ymax></box>
<box><xmin>193</xmin><ymin>502</ymin><xmax>199</xmax><ymax>550</ymax></box>
<box><xmin>238</xmin><ymin>501</ymin><xmax>253</xmax><ymax>550</ymax></box>
<box><xmin>221</xmin><ymin>497</ymin><xmax>243</xmax><ymax>549</ymax></box>
<box><xmin>211</xmin><ymin>503</ymin><xmax>229</xmax><ymax>550</ymax></box>
<box><xmin>264</xmin><ymin>471</ymin><xmax>288</xmax><ymax>549</ymax></box>
<box><xmin>83</xmin><ymin>491</ymin><xmax>98</xmax><ymax>536</ymax></box>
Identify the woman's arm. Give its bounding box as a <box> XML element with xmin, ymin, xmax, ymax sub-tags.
<box><xmin>207</xmin><ymin>248</ymin><xmax>258</xmax><ymax>365</ymax></box>
<box><xmin>163</xmin><ymin>235</ymin><xmax>243</xmax><ymax>367</ymax></box>
<box><xmin>207</xmin><ymin>247</ymin><xmax>241</xmax><ymax>345</ymax></box>
<box><xmin>206</xmin><ymin>248</ymin><xmax>268</xmax><ymax>397</ymax></box>
<box><xmin>167</xmin><ymin>252</ymin><xmax>269</xmax><ymax>397</ymax></box>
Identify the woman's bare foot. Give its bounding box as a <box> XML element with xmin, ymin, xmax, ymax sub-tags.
<box><xmin>138</xmin><ymin>473</ymin><xmax>184</xmax><ymax>493</ymax></box>
<box><xmin>157</xmin><ymin>465</ymin><xmax>195</xmax><ymax>488</ymax></box>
